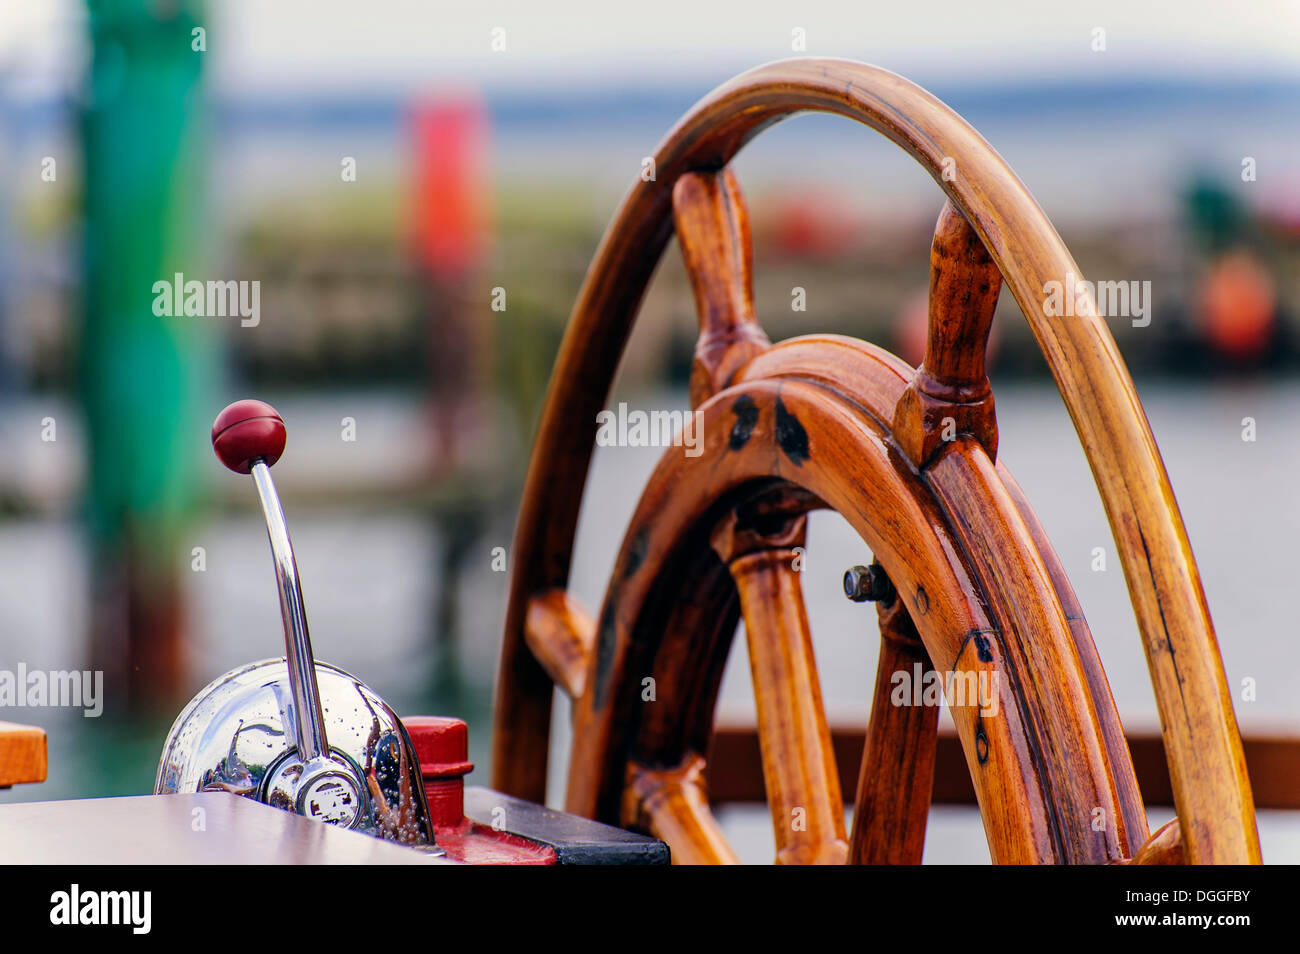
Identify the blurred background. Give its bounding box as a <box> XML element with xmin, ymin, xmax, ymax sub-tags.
<box><xmin>1</xmin><ymin>0</ymin><xmax>1298</xmax><ymax>862</ymax></box>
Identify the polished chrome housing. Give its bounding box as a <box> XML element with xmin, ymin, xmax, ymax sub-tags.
<box><xmin>155</xmin><ymin>659</ymin><xmax>436</xmax><ymax>846</ymax></box>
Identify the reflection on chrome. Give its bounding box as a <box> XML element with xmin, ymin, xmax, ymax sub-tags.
<box><xmin>155</xmin><ymin>658</ymin><xmax>437</xmax><ymax>849</ymax></box>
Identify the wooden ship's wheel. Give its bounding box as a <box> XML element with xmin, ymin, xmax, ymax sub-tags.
<box><xmin>491</xmin><ymin>58</ymin><xmax>1261</xmax><ymax>864</ymax></box>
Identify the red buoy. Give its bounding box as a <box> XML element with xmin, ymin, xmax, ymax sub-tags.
<box><xmin>211</xmin><ymin>399</ymin><xmax>287</xmax><ymax>474</ymax></box>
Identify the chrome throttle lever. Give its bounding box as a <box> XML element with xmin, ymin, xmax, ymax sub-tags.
<box><xmin>153</xmin><ymin>400</ymin><xmax>436</xmax><ymax>849</ymax></box>
<box><xmin>211</xmin><ymin>400</ymin><xmax>329</xmax><ymax>763</ymax></box>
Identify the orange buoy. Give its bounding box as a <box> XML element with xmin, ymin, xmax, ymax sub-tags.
<box><xmin>1198</xmin><ymin>250</ymin><xmax>1276</xmax><ymax>364</ymax></box>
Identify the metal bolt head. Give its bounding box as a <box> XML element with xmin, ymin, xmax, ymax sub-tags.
<box><xmin>843</xmin><ymin>563</ymin><xmax>895</xmax><ymax>604</ymax></box>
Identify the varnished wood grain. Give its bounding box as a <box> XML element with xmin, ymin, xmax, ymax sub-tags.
<box><xmin>847</xmin><ymin>598</ymin><xmax>938</xmax><ymax>865</ymax></box>
<box><xmin>0</xmin><ymin>721</ymin><xmax>47</xmax><ymax>788</ymax></box>
<box><xmin>893</xmin><ymin>200</ymin><xmax>1000</xmax><ymax>466</ymax></box>
<box><xmin>493</xmin><ymin>57</ymin><xmax>1258</xmax><ymax>864</ymax></box>
<box><xmin>672</xmin><ymin>169</ymin><xmax>771</xmax><ymax>407</ymax></box>
<box><xmin>738</xmin><ymin>337</ymin><xmax>1148</xmax><ymax>861</ymax></box>
<box><xmin>926</xmin><ymin>438</ymin><xmax>1138</xmax><ymax>861</ymax></box>
<box><xmin>565</xmin><ymin>376</ymin><xmax>1072</xmax><ymax>862</ymax></box>
<box><xmin>714</xmin><ymin>513</ymin><xmax>847</xmax><ymax>864</ymax></box>
<box><xmin>524</xmin><ymin>588</ymin><xmax>596</xmax><ymax>699</ymax></box>
<box><xmin>624</xmin><ymin>755</ymin><xmax>739</xmax><ymax>865</ymax></box>
<box><xmin>1129</xmin><ymin>819</ymin><xmax>1184</xmax><ymax>865</ymax></box>
<box><xmin>999</xmin><ymin>465</ymin><xmax>1147</xmax><ymax>841</ymax></box>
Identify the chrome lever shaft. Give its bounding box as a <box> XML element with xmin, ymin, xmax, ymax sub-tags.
<box><xmin>249</xmin><ymin>457</ymin><xmax>329</xmax><ymax>763</ymax></box>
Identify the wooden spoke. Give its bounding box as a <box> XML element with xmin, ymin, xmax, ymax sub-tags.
<box><xmin>672</xmin><ymin>169</ymin><xmax>770</xmax><ymax>407</ymax></box>
<box><xmin>712</xmin><ymin>509</ymin><xmax>847</xmax><ymax>865</ymax></box>
<box><xmin>848</xmin><ymin>592</ymin><xmax>938</xmax><ymax>864</ymax></box>
<box><xmin>523</xmin><ymin>589</ymin><xmax>595</xmax><ymax>699</ymax></box>
<box><xmin>625</xmin><ymin>755</ymin><xmax>739</xmax><ymax>865</ymax></box>
<box><xmin>1127</xmin><ymin>819</ymin><xmax>1184</xmax><ymax>865</ymax></box>
<box><xmin>893</xmin><ymin>200</ymin><xmax>1002</xmax><ymax>468</ymax></box>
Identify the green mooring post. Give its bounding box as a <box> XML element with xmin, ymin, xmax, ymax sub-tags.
<box><xmin>81</xmin><ymin>0</ymin><xmax>214</xmax><ymax>710</ymax></box>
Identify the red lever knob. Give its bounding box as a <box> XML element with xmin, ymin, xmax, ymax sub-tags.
<box><xmin>212</xmin><ymin>399</ymin><xmax>287</xmax><ymax>474</ymax></box>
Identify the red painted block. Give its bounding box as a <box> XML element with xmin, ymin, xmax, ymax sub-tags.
<box><xmin>404</xmin><ymin>715</ymin><xmax>556</xmax><ymax>865</ymax></box>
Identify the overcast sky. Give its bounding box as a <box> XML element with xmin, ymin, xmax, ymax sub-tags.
<box><xmin>3</xmin><ymin>0</ymin><xmax>1299</xmax><ymax>97</ymax></box>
